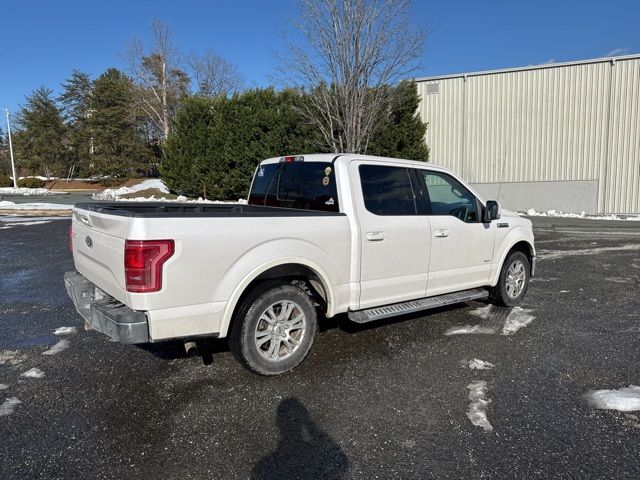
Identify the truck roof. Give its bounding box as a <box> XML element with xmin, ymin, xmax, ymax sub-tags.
<box><xmin>260</xmin><ymin>154</ymin><xmax>453</xmax><ymax>174</ymax></box>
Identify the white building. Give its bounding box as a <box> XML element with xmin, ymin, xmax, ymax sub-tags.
<box><xmin>416</xmin><ymin>54</ymin><xmax>640</xmax><ymax>214</ymax></box>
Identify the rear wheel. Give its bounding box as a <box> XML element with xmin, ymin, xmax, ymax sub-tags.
<box><xmin>491</xmin><ymin>251</ymin><xmax>530</xmax><ymax>307</ymax></box>
<box><xmin>229</xmin><ymin>282</ymin><xmax>317</xmax><ymax>375</ymax></box>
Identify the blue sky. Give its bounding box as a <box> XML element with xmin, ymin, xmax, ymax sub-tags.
<box><xmin>1</xmin><ymin>0</ymin><xmax>638</xmax><ymax>114</ymax></box>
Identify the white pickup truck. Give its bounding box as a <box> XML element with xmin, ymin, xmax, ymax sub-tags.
<box><xmin>65</xmin><ymin>154</ymin><xmax>536</xmax><ymax>375</ymax></box>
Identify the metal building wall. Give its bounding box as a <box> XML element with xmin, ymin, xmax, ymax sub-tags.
<box><xmin>416</xmin><ymin>55</ymin><xmax>640</xmax><ymax>214</ymax></box>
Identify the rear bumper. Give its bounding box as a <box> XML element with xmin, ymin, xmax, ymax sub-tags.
<box><xmin>64</xmin><ymin>271</ymin><xmax>149</xmax><ymax>344</ymax></box>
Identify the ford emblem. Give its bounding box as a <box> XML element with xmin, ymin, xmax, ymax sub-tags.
<box><xmin>85</xmin><ymin>236</ymin><xmax>93</xmax><ymax>248</ymax></box>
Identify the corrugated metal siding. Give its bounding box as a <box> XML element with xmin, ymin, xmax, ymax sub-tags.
<box><xmin>604</xmin><ymin>59</ymin><xmax>640</xmax><ymax>213</ymax></box>
<box><xmin>418</xmin><ymin>56</ymin><xmax>640</xmax><ymax>213</ymax></box>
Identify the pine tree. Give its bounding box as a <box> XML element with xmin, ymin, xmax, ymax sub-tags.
<box><xmin>162</xmin><ymin>88</ymin><xmax>322</xmax><ymax>199</ymax></box>
<box><xmin>59</xmin><ymin>70</ymin><xmax>93</xmax><ymax>176</ymax></box>
<box><xmin>14</xmin><ymin>87</ymin><xmax>67</xmax><ymax>177</ymax></box>
<box><xmin>89</xmin><ymin>68</ymin><xmax>153</xmax><ymax>177</ymax></box>
<box><xmin>367</xmin><ymin>81</ymin><xmax>429</xmax><ymax>161</ymax></box>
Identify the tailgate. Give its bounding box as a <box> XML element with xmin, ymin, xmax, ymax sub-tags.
<box><xmin>71</xmin><ymin>206</ymin><xmax>130</xmax><ymax>305</ymax></box>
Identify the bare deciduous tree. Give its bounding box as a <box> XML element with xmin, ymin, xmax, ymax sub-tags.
<box><xmin>126</xmin><ymin>19</ymin><xmax>189</xmax><ymax>141</ymax></box>
<box><xmin>188</xmin><ymin>51</ymin><xmax>243</xmax><ymax>97</ymax></box>
<box><xmin>284</xmin><ymin>0</ymin><xmax>425</xmax><ymax>153</ymax></box>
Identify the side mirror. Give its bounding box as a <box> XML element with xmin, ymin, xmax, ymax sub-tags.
<box><xmin>483</xmin><ymin>200</ymin><xmax>501</xmax><ymax>222</ymax></box>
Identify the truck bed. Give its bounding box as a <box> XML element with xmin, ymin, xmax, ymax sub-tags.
<box><xmin>74</xmin><ymin>202</ymin><xmax>346</xmax><ymax>218</ymax></box>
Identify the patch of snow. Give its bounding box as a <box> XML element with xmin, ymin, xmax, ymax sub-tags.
<box><xmin>20</xmin><ymin>368</ymin><xmax>45</xmax><ymax>379</ymax></box>
<box><xmin>0</xmin><ymin>384</ymin><xmax>8</xmax><ymax>390</ymax></box>
<box><xmin>587</xmin><ymin>385</ymin><xmax>640</xmax><ymax>412</ymax></box>
<box><xmin>42</xmin><ymin>339</ymin><xmax>70</xmax><ymax>355</ymax></box>
<box><xmin>523</xmin><ymin>209</ymin><xmax>640</xmax><ymax>221</ymax></box>
<box><xmin>93</xmin><ymin>179</ymin><xmax>169</xmax><ymax>200</ymax></box>
<box><xmin>0</xmin><ymin>201</ymin><xmax>72</xmax><ymax>211</ymax></box>
<box><xmin>54</xmin><ymin>327</ymin><xmax>77</xmax><ymax>335</ymax></box>
<box><xmin>466</xmin><ymin>380</ymin><xmax>493</xmax><ymax>432</ymax></box>
<box><xmin>445</xmin><ymin>325</ymin><xmax>496</xmax><ymax>336</ymax></box>
<box><xmin>0</xmin><ymin>397</ymin><xmax>21</xmax><ymax>416</ymax></box>
<box><xmin>0</xmin><ymin>187</ymin><xmax>59</xmax><ymax>195</ymax></box>
<box><xmin>466</xmin><ymin>359</ymin><xmax>496</xmax><ymax>370</ymax></box>
<box><xmin>501</xmin><ymin>307</ymin><xmax>535</xmax><ymax>335</ymax></box>
<box><xmin>0</xmin><ymin>350</ymin><xmax>25</xmax><ymax>366</ymax></box>
<box><xmin>469</xmin><ymin>304</ymin><xmax>493</xmax><ymax>320</ymax></box>
<box><xmin>538</xmin><ymin>244</ymin><xmax>640</xmax><ymax>260</ymax></box>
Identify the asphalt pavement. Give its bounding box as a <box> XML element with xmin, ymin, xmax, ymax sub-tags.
<box><xmin>1</xmin><ymin>216</ymin><xmax>639</xmax><ymax>479</ymax></box>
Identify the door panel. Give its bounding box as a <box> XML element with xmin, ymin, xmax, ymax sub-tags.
<box><xmin>414</xmin><ymin>169</ymin><xmax>494</xmax><ymax>295</ymax></box>
<box><xmin>352</xmin><ymin>162</ymin><xmax>430</xmax><ymax>309</ymax></box>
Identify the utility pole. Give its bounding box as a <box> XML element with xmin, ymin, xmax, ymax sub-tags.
<box><xmin>3</xmin><ymin>108</ymin><xmax>18</xmax><ymax>189</ymax></box>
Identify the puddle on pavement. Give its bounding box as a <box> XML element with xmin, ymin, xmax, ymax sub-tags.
<box><xmin>0</xmin><ymin>335</ymin><xmax>59</xmax><ymax>350</ymax></box>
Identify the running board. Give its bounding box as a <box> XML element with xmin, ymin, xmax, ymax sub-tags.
<box><xmin>348</xmin><ymin>288</ymin><xmax>489</xmax><ymax>324</ymax></box>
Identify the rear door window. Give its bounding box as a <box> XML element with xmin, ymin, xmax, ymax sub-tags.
<box><xmin>248</xmin><ymin>162</ymin><xmax>339</xmax><ymax>212</ymax></box>
<box><xmin>359</xmin><ymin>165</ymin><xmax>417</xmax><ymax>215</ymax></box>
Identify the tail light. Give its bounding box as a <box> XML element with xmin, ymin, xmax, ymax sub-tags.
<box><xmin>124</xmin><ymin>240</ymin><xmax>175</xmax><ymax>293</ymax></box>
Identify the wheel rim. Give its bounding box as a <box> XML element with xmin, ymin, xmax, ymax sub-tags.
<box><xmin>254</xmin><ymin>300</ymin><xmax>307</xmax><ymax>362</ymax></box>
<box><xmin>505</xmin><ymin>260</ymin><xmax>526</xmax><ymax>298</ymax></box>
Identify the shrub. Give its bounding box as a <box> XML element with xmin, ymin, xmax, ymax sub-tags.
<box><xmin>0</xmin><ymin>175</ymin><xmax>13</xmax><ymax>187</ymax></box>
<box><xmin>17</xmin><ymin>177</ymin><xmax>46</xmax><ymax>188</ymax></box>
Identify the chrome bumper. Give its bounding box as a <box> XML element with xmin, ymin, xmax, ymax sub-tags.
<box><xmin>64</xmin><ymin>271</ymin><xmax>149</xmax><ymax>344</ymax></box>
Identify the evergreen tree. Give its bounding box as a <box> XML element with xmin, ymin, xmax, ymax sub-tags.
<box><xmin>89</xmin><ymin>68</ymin><xmax>153</xmax><ymax>177</ymax></box>
<box><xmin>0</xmin><ymin>126</ymin><xmax>9</xmax><ymax>175</ymax></box>
<box><xmin>59</xmin><ymin>70</ymin><xmax>93</xmax><ymax>176</ymax></box>
<box><xmin>162</xmin><ymin>88</ymin><xmax>322</xmax><ymax>199</ymax></box>
<box><xmin>367</xmin><ymin>81</ymin><xmax>429</xmax><ymax>161</ymax></box>
<box><xmin>14</xmin><ymin>87</ymin><xmax>67</xmax><ymax>176</ymax></box>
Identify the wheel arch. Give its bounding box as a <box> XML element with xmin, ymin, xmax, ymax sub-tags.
<box><xmin>219</xmin><ymin>258</ymin><xmax>335</xmax><ymax>338</ymax></box>
<box><xmin>490</xmin><ymin>229</ymin><xmax>536</xmax><ymax>286</ymax></box>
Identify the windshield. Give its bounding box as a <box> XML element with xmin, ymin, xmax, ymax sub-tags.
<box><xmin>248</xmin><ymin>161</ymin><xmax>339</xmax><ymax>212</ymax></box>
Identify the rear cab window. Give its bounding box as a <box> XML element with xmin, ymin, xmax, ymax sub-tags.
<box><xmin>358</xmin><ymin>164</ymin><xmax>417</xmax><ymax>216</ymax></box>
<box><xmin>248</xmin><ymin>160</ymin><xmax>339</xmax><ymax>212</ymax></box>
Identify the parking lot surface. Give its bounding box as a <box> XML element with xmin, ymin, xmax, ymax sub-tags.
<box><xmin>1</xmin><ymin>215</ymin><xmax>639</xmax><ymax>479</ymax></box>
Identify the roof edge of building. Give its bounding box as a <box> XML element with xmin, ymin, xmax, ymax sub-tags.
<box><xmin>413</xmin><ymin>53</ymin><xmax>640</xmax><ymax>82</ymax></box>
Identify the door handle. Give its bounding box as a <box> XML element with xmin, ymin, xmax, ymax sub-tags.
<box><xmin>366</xmin><ymin>231</ymin><xmax>385</xmax><ymax>242</ymax></box>
<box><xmin>434</xmin><ymin>229</ymin><xmax>449</xmax><ymax>238</ymax></box>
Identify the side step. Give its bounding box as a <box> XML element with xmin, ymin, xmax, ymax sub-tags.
<box><xmin>348</xmin><ymin>288</ymin><xmax>489</xmax><ymax>324</ymax></box>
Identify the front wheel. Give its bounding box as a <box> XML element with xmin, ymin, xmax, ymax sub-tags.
<box><xmin>491</xmin><ymin>251</ymin><xmax>530</xmax><ymax>307</ymax></box>
<box><xmin>229</xmin><ymin>282</ymin><xmax>317</xmax><ymax>375</ymax></box>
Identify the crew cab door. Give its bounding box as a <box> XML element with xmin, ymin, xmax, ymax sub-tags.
<box><xmin>413</xmin><ymin>169</ymin><xmax>494</xmax><ymax>296</ymax></box>
<box><xmin>351</xmin><ymin>162</ymin><xmax>430</xmax><ymax>309</ymax></box>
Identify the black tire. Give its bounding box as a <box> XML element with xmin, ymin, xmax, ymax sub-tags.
<box><xmin>229</xmin><ymin>281</ymin><xmax>317</xmax><ymax>375</ymax></box>
<box><xmin>491</xmin><ymin>251</ymin><xmax>530</xmax><ymax>307</ymax></box>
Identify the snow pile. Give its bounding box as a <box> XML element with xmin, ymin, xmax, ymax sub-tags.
<box><xmin>501</xmin><ymin>307</ymin><xmax>536</xmax><ymax>335</ymax></box>
<box><xmin>20</xmin><ymin>368</ymin><xmax>45</xmax><ymax>379</ymax></box>
<box><xmin>466</xmin><ymin>359</ymin><xmax>496</xmax><ymax>370</ymax></box>
<box><xmin>523</xmin><ymin>209</ymin><xmax>640</xmax><ymax>221</ymax></box>
<box><xmin>445</xmin><ymin>325</ymin><xmax>495</xmax><ymax>336</ymax></box>
<box><xmin>0</xmin><ymin>397</ymin><xmax>21</xmax><ymax>416</ymax></box>
<box><xmin>587</xmin><ymin>385</ymin><xmax>640</xmax><ymax>411</ymax></box>
<box><xmin>0</xmin><ymin>201</ymin><xmax>72</xmax><ymax>211</ymax></box>
<box><xmin>54</xmin><ymin>327</ymin><xmax>77</xmax><ymax>335</ymax></box>
<box><xmin>466</xmin><ymin>380</ymin><xmax>493</xmax><ymax>431</ymax></box>
<box><xmin>92</xmin><ymin>178</ymin><xmax>248</xmax><ymax>204</ymax></box>
<box><xmin>42</xmin><ymin>339</ymin><xmax>70</xmax><ymax>355</ymax></box>
<box><xmin>446</xmin><ymin>306</ymin><xmax>536</xmax><ymax>336</ymax></box>
<box><xmin>0</xmin><ymin>187</ymin><xmax>58</xmax><ymax>195</ymax></box>
<box><xmin>93</xmin><ymin>179</ymin><xmax>169</xmax><ymax>200</ymax></box>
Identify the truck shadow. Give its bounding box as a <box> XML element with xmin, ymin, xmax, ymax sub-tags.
<box><xmin>140</xmin><ymin>302</ymin><xmax>474</xmax><ymax>363</ymax></box>
<box><xmin>252</xmin><ymin>397</ymin><xmax>349</xmax><ymax>480</ymax></box>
